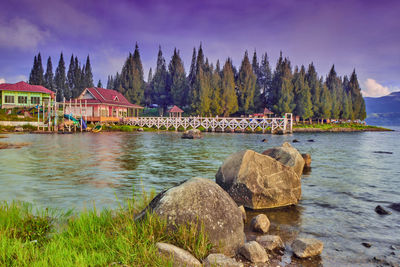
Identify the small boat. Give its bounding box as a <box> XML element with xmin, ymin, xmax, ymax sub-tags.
<box><xmin>92</xmin><ymin>125</ymin><xmax>102</xmax><ymax>133</ymax></box>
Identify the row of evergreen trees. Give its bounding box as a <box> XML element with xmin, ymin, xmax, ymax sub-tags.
<box><xmin>107</xmin><ymin>44</ymin><xmax>366</xmax><ymax>120</ymax></box>
<box><xmin>29</xmin><ymin>53</ymin><xmax>97</xmax><ymax>101</ymax></box>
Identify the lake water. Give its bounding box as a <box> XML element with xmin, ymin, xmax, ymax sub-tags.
<box><xmin>1</xmin><ymin>129</ymin><xmax>399</xmax><ymax>266</ymax></box>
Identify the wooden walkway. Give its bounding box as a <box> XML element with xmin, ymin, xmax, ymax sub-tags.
<box><xmin>129</xmin><ymin>113</ymin><xmax>293</xmax><ymax>134</ymax></box>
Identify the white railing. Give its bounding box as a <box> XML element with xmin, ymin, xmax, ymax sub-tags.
<box><xmin>128</xmin><ymin>113</ymin><xmax>293</xmax><ymax>134</ymax></box>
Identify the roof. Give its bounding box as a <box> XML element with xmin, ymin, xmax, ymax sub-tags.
<box><xmin>75</xmin><ymin>87</ymin><xmax>143</xmax><ymax>108</ymax></box>
<box><xmin>0</xmin><ymin>81</ymin><xmax>53</xmax><ymax>95</ymax></box>
<box><xmin>264</xmin><ymin>108</ymin><xmax>273</xmax><ymax>114</ymax></box>
<box><xmin>168</xmin><ymin>105</ymin><xmax>184</xmax><ymax>113</ymax></box>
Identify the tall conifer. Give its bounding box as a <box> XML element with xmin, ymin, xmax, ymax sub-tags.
<box><xmin>44</xmin><ymin>57</ymin><xmax>54</xmax><ymax>91</ymax></box>
<box><xmin>54</xmin><ymin>53</ymin><xmax>67</xmax><ymax>101</ymax></box>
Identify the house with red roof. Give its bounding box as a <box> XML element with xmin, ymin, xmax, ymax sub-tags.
<box><xmin>0</xmin><ymin>81</ymin><xmax>54</xmax><ymax>109</ymax></box>
<box><xmin>65</xmin><ymin>87</ymin><xmax>143</xmax><ymax>122</ymax></box>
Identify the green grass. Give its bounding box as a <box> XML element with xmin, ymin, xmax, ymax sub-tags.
<box><xmin>0</xmin><ymin>190</ymin><xmax>212</xmax><ymax>266</ymax></box>
<box><xmin>294</xmin><ymin>122</ymin><xmax>392</xmax><ymax>131</ymax></box>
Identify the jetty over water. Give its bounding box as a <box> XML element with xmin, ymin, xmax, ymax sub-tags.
<box><xmin>130</xmin><ymin>113</ymin><xmax>293</xmax><ymax>134</ymax></box>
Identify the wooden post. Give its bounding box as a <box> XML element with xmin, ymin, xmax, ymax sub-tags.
<box><xmin>80</xmin><ymin>100</ymin><xmax>83</xmax><ymax>132</ymax></box>
<box><xmin>37</xmin><ymin>105</ymin><xmax>39</xmax><ymax>131</ymax></box>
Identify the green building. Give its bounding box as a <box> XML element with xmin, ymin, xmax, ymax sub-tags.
<box><xmin>0</xmin><ymin>81</ymin><xmax>54</xmax><ymax>109</ymax></box>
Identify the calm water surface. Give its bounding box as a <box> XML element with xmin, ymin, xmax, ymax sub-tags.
<box><xmin>1</xmin><ymin>128</ymin><xmax>399</xmax><ymax>266</ymax></box>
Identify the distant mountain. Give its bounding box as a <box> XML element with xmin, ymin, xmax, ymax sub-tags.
<box><xmin>364</xmin><ymin>91</ymin><xmax>400</xmax><ymax>125</ymax></box>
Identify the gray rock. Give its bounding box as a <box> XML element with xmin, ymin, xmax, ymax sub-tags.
<box><xmin>302</xmin><ymin>153</ymin><xmax>311</xmax><ymax>169</ymax></box>
<box><xmin>375</xmin><ymin>205</ymin><xmax>392</xmax><ymax>215</ymax></box>
<box><xmin>262</xmin><ymin>142</ymin><xmax>305</xmax><ymax>177</ymax></box>
<box><xmin>203</xmin><ymin>253</ymin><xmax>243</xmax><ymax>267</ymax></box>
<box><xmin>156</xmin><ymin>242</ymin><xmax>201</xmax><ymax>267</ymax></box>
<box><xmin>137</xmin><ymin>178</ymin><xmax>245</xmax><ymax>256</ymax></box>
<box><xmin>137</xmin><ymin>127</ymin><xmax>144</xmax><ymax>132</ymax></box>
<box><xmin>292</xmin><ymin>238</ymin><xmax>324</xmax><ymax>258</ymax></box>
<box><xmin>182</xmin><ymin>129</ymin><xmax>202</xmax><ymax>139</ymax></box>
<box><xmin>239</xmin><ymin>241</ymin><xmax>269</xmax><ymax>263</ymax></box>
<box><xmin>14</xmin><ymin>127</ymin><xmax>24</xmax><ymax>132</ymax></box>
<box><xmin>216</xmin><ymin>150</ymin><xmax>301</xmax><ymax>209</ymax></box>
<box><xmin>255</xmin><ymin>235</ymin><xmax>284</xmax><ymax>251</ymax></box>
<box><xmin>238</xmin><ymin>205</ymin><xmax>246</xmax><ymax>222</ymax></box>
<box><xmin>250</xmin><ymin>214</ymin><xmax>270</xmax><ymax>233</ymax></box>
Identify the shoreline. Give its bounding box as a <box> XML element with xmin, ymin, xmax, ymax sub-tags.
<box><xmin>0</xmin><ymin>122</ymin><xmax>394</xmax><ymax>134</ymax></box>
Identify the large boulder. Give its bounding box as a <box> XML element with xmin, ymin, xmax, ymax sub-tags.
<box><xmin>262</xmin><ymin>142</ymin><xmax>305</xmax><ymax>177</ymax></box>
<box><xmin>291</xmin><ymin>238</ymin><xmax>324</xmax><ymax>258</ymax></box>
<box><xmin>239</xmin><ymin>241</ymin><xmax>269</xmax><ymax>263</ymax></box>
<box><xmin>255</xmin><ymin>235</ymin><xmax>284</xmax><ymax>251</ymax></box>
<box><xmin>203</xmin><ymin>254</ymin><xmax>243</xmax><ymax>267</ymax></box>
<box><xmin>156</xmin><ymin>242</ymin><xmax>201</xmax><ymax>267</ymax></box>
<box><xmin>250</xmin><ymin>214</ymin><xmax>270</xmax><ymax>233</ymax></box>
<box><xmin>137</xmin><ymin>178</ymin><xmax>245</xmax><ymax>256</ymax></box>
<box><xmin>216</xmin><ymin>150</ymin><xmax>301</xmax><ymax>209</ymax></box>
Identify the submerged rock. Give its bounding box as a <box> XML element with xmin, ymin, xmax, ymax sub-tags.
<box><xmin>292</xmin><ymin>139</ymin><xmax>300</xmax><ymax>143</ymax></box>
<box><xmin>239</xmin><ymin>241</ymin><xmax>269</xmax><ymax>263</ymax></box>
<box><xmin>156</xmin><ymin>242</ymin><xmax>201</xmax><ymax>267</ymax></box>
<box><xmin>362</xmin><ymin>242</ymin><xmax>372</xmax><ymax>248</ymax></box>
<box><xmin>182</xmin><ymin>129</ymin><xmax>202</xmax><ymax>139</ymax></box>
<box><xmin>261</xmin><ymin>138</ymin><xmax>268</xmax><ymax>143</ymax></box>
<box><xmin>250</xmin><ymin>214</ymin><xmax>270</xmax><ymax>234</ymax></box>
<box><xmin>302</xmin><ymin>153</ymin><xmax>312</xmax><ymax>169</ymax></box>
<box><xmin>375</xmin><ymin>205</ymin><xmax>392</xmax><ymax>215</ymax></box>
<box><xmin>216</xmin><ymin>150</ymin><xmax>301</xmax><ymax>209</ymax></box>
<box><xmin>262</xmin><ymin>142</ymin><xmax>305</xmax><ymax>177</ymax></box>
<box><xmin>137</xmin><ymin>178</ymin><xmax>245</xmax><ymax>256</ymax></box>
<box><xmin>389</xmin><ymin>203</ymin><xmax>400</xmax><ymax>212</ymax></box>
<box><xmin>255</xmin><ymin>235</ymin><xmax>285</xmax><ymax>252</ymax></box>
<box><xmin>203</xmin><ymin>254</ymin><xmax>243</xmax><ymax>267</ymax></box>
<box><xmin>292</xmin><ymin>238</ymin><xmax>324</xmax><ymax>258</ymax></box>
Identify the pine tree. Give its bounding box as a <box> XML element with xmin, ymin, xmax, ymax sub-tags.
<box><xmin>210</xmin><ymin>60</ymin><xmax>223</xmax><ymax>115</ymax></box>
<box><xmin>147</xmin><ymin>68</ymin><xmax>153</xmax><ymax>83</ymax></box>
<box><xmin>66</xmin><ymin>55</ymin><xmax>75</xmax><ymax>100</ymax></box>
<box><xmin>168</xmin><ymin>48</ymin><xmax>188</xmax><ymax>107</ymax></box>
<box><xmin>190</xmin><ymin>44</ymin><xmax>211</xmax><ymax>114</ymax></box>
<box><xmin>237</xmin><ymin>51</ymin><xmax>256</xmax><ymax>114</ymax></box>
<box><xmin>270</xmin><ymin>52</ymin><xmax>284</xmax><ymax>109</ymax></box>
<box><xmin>259</xmin><ymin>53</ymin><xmax>272</xmax><ymax>109</ymax></box>
<box><xmin>293</xmin><ymin>65</ymin><xmax>313</xmax><ymax>120</ymax></box>
<box><xmin>348</xmin><ymin>69</ymin><xmax>366</xmax><ymax>120</ymax></box>
<box><xmin>97</xmin><ymin>80</ymin><xmax>102</xmax><ymax>88</ymax></box>
<box><xmin>306</xmin><ymin>63</ymin><xmax>321</xmax><ymax>119</ymax></box>
<box><xmin>272</xmin><ymin>56</ymin><xmax>295</xmax><ymax>115</ymax></box>
<box><xmin>252</xmin><ymin>50</ymin><xmax>263</xmax><ymax>112</ymax></box>
<box><xmin>106</xmin><ymin>75</ymin><xmax>114</xmax><ymax>89</ymax></box>
<box><xmin>221</xmin><ymin>59</ymin><xmax>238</xmax><ymax>116</ymax></box>
<box><xmin>73</xmin><ymin>57</ymin><xmax>83</xmax><ymax>97</ymax></box>
<box><xmin>151</xmin><ymin>46</ymin><xmax>169</xmax><ymax>114</ymax></box>
<box><xmin>29</xmin><ymin>53</ymin><xmax>44</xmax><ymax>85</ymax></box>
<box><xmin>29</xmin><ymin>55</ymin><xmax>38</xmax><ymax>85</ymax></box>
<box><xmin>83</xmin><ymin>55</ymin><xmax>94</xmax><ymax>89</ymax></box>
<box><xmin>54</xmin><ymin>53</ymin><xmax>67</xmax><ymax>101</ymax></box>
<box><xmin>44</xmin><ymin>57</ymin><xmax>54</xmax><ymax>91</ymax></box>
<box><xmin>131</xmin><ymin>43</ymin><xmax>145</xmax><ymax>104</ymax></box>
<box><xmin>319</xmin><ymin>78</ymin><xmax>332</xmax><ymax>121</ymax></box>
<box><xmin>326</xmin><ymin>65</ymin><xmax>343</xmax><ymax>119</ymax></box>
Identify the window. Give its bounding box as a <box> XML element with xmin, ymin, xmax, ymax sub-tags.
<box><xmin>31</xmin><ymin>97</ymin><xmax>40</xmax><ymax>104</ymax></box>
<box><xmin>18</xmin><ymin>96</ymin><xmax>27</xmax><ymax>104</ymax></box>
<box><xmin>5</xmin><ymin>95</ymin><xmax>14</xmax><ymax>104</ymax></box>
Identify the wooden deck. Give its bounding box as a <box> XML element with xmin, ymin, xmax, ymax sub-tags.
<box><xmin>128</xmin><ymin>114</ymin><xmax>293</xmax><ymax>134</ymax></box>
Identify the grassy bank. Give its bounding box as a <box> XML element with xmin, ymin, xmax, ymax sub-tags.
<box><xmin>0</xmin><ymin>191</ymin><xmax>212</xmax><ymax>266</ymax></box>
<box><xmin>293</xmin><ymin>123</ymin><xmax>392</xmax><ymax>132</ymax></box>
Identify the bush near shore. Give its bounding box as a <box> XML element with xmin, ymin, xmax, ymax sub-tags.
<box><xmin>0</xmin><ymin>191</ymin><xmax>212</xmax><ymax>266</ymax></box>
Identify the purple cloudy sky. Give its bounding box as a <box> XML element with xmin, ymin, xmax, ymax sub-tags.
<box><xmin>0</xmin><ymin>0</ymin><xmax>399</xmax><ymax>96</ymax></box>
